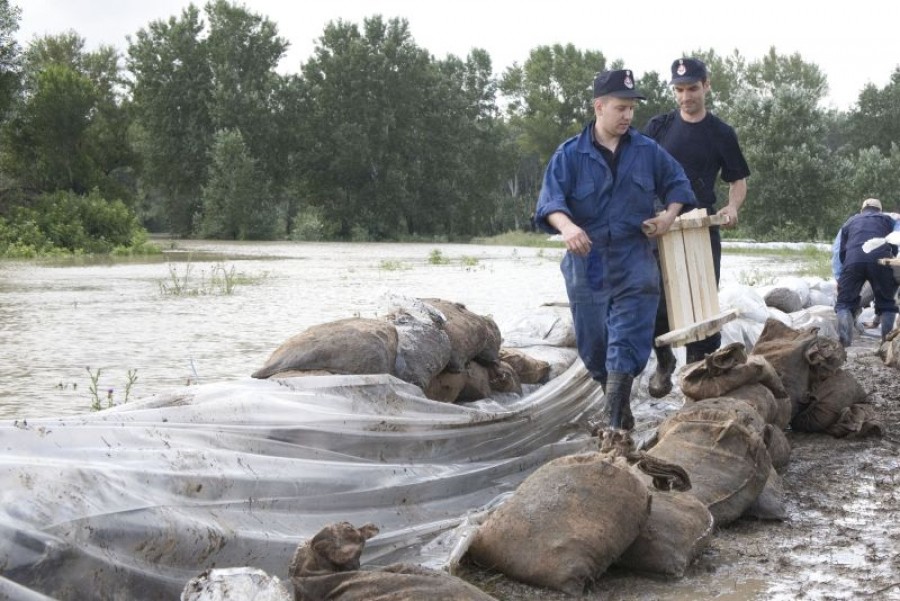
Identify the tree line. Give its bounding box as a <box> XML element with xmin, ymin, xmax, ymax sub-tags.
<box><xmin>1</xmin><ymin>0</ymin><xmax>898</xmax><ymax>255</ymax></box>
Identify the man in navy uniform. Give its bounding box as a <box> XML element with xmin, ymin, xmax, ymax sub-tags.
<box><xmin>534</xmin><ymin>69</ymin><xmax>696</xmax><ymax>430</ymax></box>
<box><xmin>835</xmin><ymin>198</ymin><xmax>899</xmax><ymax>346</ymax></box>
<box><xmin>643</xmin><ymin>57</ymin><xmax>751</xmax><ymax>397</ymax></box>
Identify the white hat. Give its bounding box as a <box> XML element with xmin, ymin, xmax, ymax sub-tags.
<box><xmin>862</xmin><ymin>198</ymin><xmax>882</xmax><ymax>211</ymax></box>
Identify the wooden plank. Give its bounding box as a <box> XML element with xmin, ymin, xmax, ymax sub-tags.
<box><xmin>878</xmin><ymin>258</ymin><xmax>900</xmax><ymax>266</ymax></box>
<box><xmin>666</xmin><ymin>213</ymin><xmax>730</xmax><ymax>232</ymax></box>
<box><xmin>655</xmin><ymin>309</ymin><xmax>739</xmax><ymax>347</ymax></box>
<box><xmin>658</xmin><ymin>221</ymin><xmax>694</xmax><ymax>330</ymax></box>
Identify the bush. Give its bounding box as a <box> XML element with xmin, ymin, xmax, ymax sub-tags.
<box><xmin>0</xmin><ymin>189</ymin><xmax>150</xmax><ymax>257</ymax></box>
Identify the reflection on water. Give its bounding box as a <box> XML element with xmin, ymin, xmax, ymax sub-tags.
<box><xmin>0</xmin><ymin>240</ymin><xmax>794</xmax><ymax>419</ymax></box>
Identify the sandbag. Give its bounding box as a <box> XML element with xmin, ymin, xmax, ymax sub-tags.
<box><xmin>486</xmin><ymin>360</ymin><xmax>522</xmax><ymax>395</ymax></box>
<box><xmin>386</xmin><ymin>310</ymin><xmax>452</xmax><ymax>390</ymax></box>
<box><xmin>290</xmin><ymin>523</ymin><xmax>496</xmax><ymax>601</ymax></box>
<box><xmin>424</xmin><ymin>370</ymin><xmax>466</xmax><ymax>403</ymax></box>
<box><xmin>764</xmin><ymin>287</ymin><xmax>803</xmax><ymax>314</ymax></box>
<box><xmin>251</xmin><ymin>318</ymin><xmax>398</xmax><ymax>379</ymax></box>
<box><xmin>791</xmin><ymin>368</ymin><xmax>866</xmax><ymax>433</ymax></box>
<box><xmin>646</xmin><ymin>420</ymin><xmax>771</xmax><ymax>527</ymax></box>
<box><xmin>680</xmin><ymin>344</ymin><xmax>785</xmax><ymax>402</ymax></box>
<box><xmin>725</xmin><ymin>383</ymin><xmax>791</xmax><ymax>430</ymax></box>
<box><xmin>763</xmin><ymin>423</ymin><xmax>791</xmax><ymax>473</ymax></box>
<box><xmin>825</xmin><ymin>403</ymin><xmax>884</xmax><ymax>438</ymax></box>
<box><xmin>456</xmin><ymin>361</ymin><xmax>493</xmax><ymax>402</ymax></box>
<box><xmin>499</xmin><ymin>304</ymin><xmax>576</xmax><ymax>348</ymax></box>
<box><xmin>659</xmin><ymin>397</ymin><xmax>766</xmax><ymax>439</ymax></box>
<box><xmin>293</xmin><ymin>564</ymin><xmax>497</xmax><ymax>601</ymax></box>
<box><xmin>881</xmin><ymin>328</ymin><xmax>900</xmax><ymax>368</ymax></box>
<box><xmin>467</xmin><ymin>452</ymin><xmax>651</xmax><ymax>595</ymax></box>
<box><xmin>750</xmin><ymin>319</ymin><xmax>819</xmax><ymax>416</ymax></box>
<box><xmin>743</xmin><ymin>467</ymin><xmax>787</xmax><ymax>521</ymax></box>
<box><xmin>499</xmin><ymin>348</ymin><xmax>550</xmax><ymax>385</ymax></box>
<box><xmin>422</xmin><ymin>299</ymin><xmax>502</xmax><ymax>371</ymax></box>
<box><xmin>615</xmin><ymin>491</ymin><xmax>714</xmax><ymax>578</ymax></box>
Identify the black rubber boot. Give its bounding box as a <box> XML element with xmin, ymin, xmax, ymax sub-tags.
<box><xmin>648</xmin><ymin>345</ymin><xmax>677</xmax><ymax>398</ymax></box>
<box><xmin>837</xmin><ymin>310</ymin><xmax>854</xmax><ymax>347</ymax></box>
<box><xmin>686</xmin><ymin>347</ymin><xmax>706</xmax><ymax>364</ymax></box>
<box><xmin>606</xmin><ymin>371</ymin><xmax>635</xmax><ymax>431</ymax></box>
<box><xmin>881</xmin><ymin>311</ymin><xmax>897</xmax><ymax>342</ymax></box>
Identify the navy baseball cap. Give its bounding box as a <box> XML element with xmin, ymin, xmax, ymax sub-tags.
<box><xmin>670</xmin><ymin>58</ymin><xmax>708</xmax><ymax>84</ymax></box>
<box><xmin>593</xmin><ymin>69</ymin><xmax>646</xmax><ymax>99</ymax></box>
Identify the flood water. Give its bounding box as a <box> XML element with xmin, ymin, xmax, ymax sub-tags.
<box><xmin>0</xmin><ymin>240</ymin><xmax>799</xmax><ymax>419</ymax></box>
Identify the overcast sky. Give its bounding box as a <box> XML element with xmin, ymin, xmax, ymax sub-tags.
<box><xmin>16</xmin><ymin>0</ymin><xmax>900</xmax><ymax>110</ymax></box>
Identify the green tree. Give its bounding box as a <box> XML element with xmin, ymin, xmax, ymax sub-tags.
<box><xmin>200</xmin><ymin>128</ymin><xmax>274</xmax><ymax>239</ymax></box>
<box><xmin>634</xmin><ymin>70</ymin><xmax>669</xmax><ymax>129</ymax></box>
<box><xmin>500</xmin><ymin>44</ymin><xmax>609</xmax><ymax>164</ymax></box>
<box><xmin>1</xmin><ymin>32</ymin><xmax>132</xmax><ymax>199</ymax></box>
<box><xmin>128</xmin><ymin>4</ymin><xmax>212</xmax><ymax>235</ymax></box>
<box><xmin>0</xmin><ymin>0</ymin><xmax>21</xmax><ymax>120</ymax></box>
<box><xmin>845</xmin><ymin>67</ymin><xmax>900</xmax><ymax>155</ymax></box>
<box><xmin>300</xmin><ymin>16</ymin><xmax>438</xmax><ymax>239</ymax></box>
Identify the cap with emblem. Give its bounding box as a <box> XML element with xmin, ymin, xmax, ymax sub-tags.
<box><xmin>670</xmin><ymin>58</ymin><xmax>708</xmax><ymax>85</ymax></box>
<box><xmin>862</xmin><ymin>198</ymin><xmax>882</xmax><ymax>211</ymax></box>
<box><xmin>593</xmin><ymin>69</ymin><xmax>646</xmax><ymax>99</ymax></box>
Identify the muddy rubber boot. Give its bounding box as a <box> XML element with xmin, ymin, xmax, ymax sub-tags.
<box><xmin>881</xmin><ymin>311</ymin><xmax>897</xmax><ymax>342</ymax></box>
<box><xmin>648</xmin><ymin>345</ymin><xmax>677</xmax><ymax>398</ymax></box>
<box><xmin>606</xmin><ymin>371</ymin><xmax>635</xmax><ymax>431</ymax></box>
<box><xmin>837</xmin><ymin>309</ymin><xmax>854</xmax><ymax>347</ymax></box>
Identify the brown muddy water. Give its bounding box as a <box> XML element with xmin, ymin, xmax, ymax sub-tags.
<box><xmin>0</xmin><ymin>240</ymin><xmax>799</xmax><ymax>419</ymax></box>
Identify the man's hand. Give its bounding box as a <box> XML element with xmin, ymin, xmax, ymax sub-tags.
<box><xmin>547</xmin><ymin>212</ymin><xmax>592</xmax><ymax>256</ymax></box>
<box><xmin>559</xmin><ymin>222</ymin><xmax>592</xmax><ymax>256</ymax></box>
<box><xmin>718</xmin><ymin>204</ymin><xmax>739</xmax><ymax>229</ymax></box>
<box><xmin>642</xmin><ymin>209</ymin><xmax>678</xmax><ymax>239</ymax></box>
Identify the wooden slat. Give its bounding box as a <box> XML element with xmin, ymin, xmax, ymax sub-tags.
<box><xmin>655</xmin><ymin>309</ymin><xmax>739</xmax><ymax>347</ymax></box>
<box><xmin>877</xmin><ymin>258</ymin><xmax>900</xmax><ymax>266</ymax></box>
<box><xmin>658</xmin><ymin>219</ymin><xmax>694</xmax><ymax>330</ymax></box>
<box><xmin>666</xmin><ymin>213</ymin><xmax>730</xmax><ymax>232</ymax></box>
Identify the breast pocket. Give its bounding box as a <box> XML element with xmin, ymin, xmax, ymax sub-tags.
<box><xmin>629</xmin><ymin>174</ymin><xmax>658</xmax><ymax>217</ymax></box>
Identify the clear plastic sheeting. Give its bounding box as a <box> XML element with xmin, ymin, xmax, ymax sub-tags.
<box><xmin>0</xmin><ymin>363</ymin><xmax>603</xmax><ymax>601</ymax></box>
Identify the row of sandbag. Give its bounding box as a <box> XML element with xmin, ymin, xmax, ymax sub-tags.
<box><xmin>250</xmin><ymin>297</ymin><xmax>556</xmax><ymax>404</ymax></box>
<box><xmin>463</xmin><ymin>318</ymin><xmax>882</xmax><ymax>595</ymax></box>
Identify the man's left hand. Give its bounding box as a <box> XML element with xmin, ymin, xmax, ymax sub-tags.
<box><xmin>718</xmin><ymin>205</ymin><xmax>739</xmax><ymax>228</ymax></box>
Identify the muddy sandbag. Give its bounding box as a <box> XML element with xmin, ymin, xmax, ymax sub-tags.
<box><xmin>486</xmin><ymin>360</ymin><xmax>522</xmax><ymax>394</ymax></box>
<box><xmin>500</xmin><ymin>304</ymin><xmax>576</xmax><ymax>348</ymax></box>
<box><xmin>680</xmin><ymin>344</ymin><xmax>785</xmax><ymax>401</ymax></box>
<box><xmin>499</xmin><ymin>348</ymin><xmax>550</xmax><ymax>385</ymax></box>
<box><xmin>467</xmin><ymin>452</ymin><xmax>651</xmax><ymax>595</ymax></box>
<box><xmin>296</xmin><ymin>564</ymin><xmax>498</xmax><ymax>601</ymax></box>
<box><xmin>646</xmin><ymin>419</ymin><xmax>771</xmax><ymax>527</ymax></box>
<box><xmin>750</xmin><ymin>319</ymin><xmax>819</xmax><ymax>416</ymax></box>
<box><xmin>422</xmin><ymin>298</ymin><xmax>501</xmax><ymax>370</ymax></box>
<box><xmin>725</xmin><ymin>383</ymin><xmax>791</xmax><ymax>430</ymax></box>
<box><xmin>251</xmin><ymin>318</ymin><xmax>398</xmax><ymax>379</ymax></box>
<box><xmin>615</xmin><ymin>491</ymin><xmax>714</xmax><ymax>578</ymax></box>
<box><xmin>880</xmin><ymin>328</ymin><xmax>900</xmax><ymax>368</ymax></box>
<box><xmin>743</xmin><ymin>467</ymin><xmax>787</xmax><ymax>521</ymax></box>
<box><xmin>659</xmin><ymin>397</ymin><xmax>766</xmax><ymax>439</ymax></box>
<box><xmin>182</xmin><ymin>568</ymin><xmax>291</xmax><ymax>601</ymax></box>
<box><xmin>456</xmin><ymin>361</ymin><xmax>493</xmax><ymax>402</ymax></box>
<box><xmin>806</xmin><ymin>335</ymin><xmax>846</xmax><ymax>381</ymax></box>
<box><xmin>424</xmin><ymin>370</ymin><xmax>466</xmax><ymax>403</ymax></box>
<box><xmin>385</xmin><ymin>310</ymin><xmax>452</xmax><ymax>390</ymax></box>
<box><xmin>764</xmin><ymin>287</ymin><xmax>803</xmax><ymax>314</ymax></box>
<box><xmin>791</xmin><ymin>368</ymin><xmax>866</xmax><ymax>433</ymax></box>
<box><xmin>763</xmin><ymin>423</ymin><xmax>791</xmax><ymax>473</ymax></box>
<box><xmin>825</xmin><ymin>403</ymin><xmax>884</xmax><ymax>438</ymax></box>
<box><xmin>510</xmin><ymin>345</ymin><xmax>579</xmax><ymax>380</ymax></box>
<box><xmin>291</xmin><ymin>523</ymin><xmax>496</xmax><ymax>601</ymax></box>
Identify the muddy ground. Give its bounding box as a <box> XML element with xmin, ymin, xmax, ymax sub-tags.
<box><xmin>457</xmin><ymin>334</ymin><xmax>900</xmax><ymax>601</ymax></box>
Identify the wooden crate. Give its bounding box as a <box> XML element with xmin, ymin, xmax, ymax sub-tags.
<box><xmin>654</xmin><ymin>208</ymin><xmax>737</xmax><ymax>347</ymax></box>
